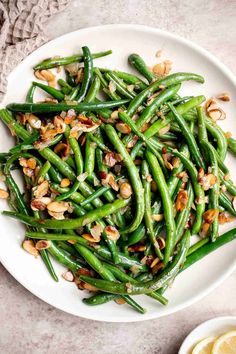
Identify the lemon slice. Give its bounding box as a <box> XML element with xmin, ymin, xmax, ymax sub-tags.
<box><xmin>212</xmin><ymin>330</ymin><xmax>236</xmax><ymax>354</ymax></box>
<box><xmin>192</xmin><ymin>336</ymin><xmax>216</xmax><ymax>354</ymax></box>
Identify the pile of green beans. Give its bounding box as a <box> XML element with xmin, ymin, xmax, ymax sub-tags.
<box><xmin>1</xmin><ymin>47</ymin><xmax>236</xmax><ymax>314</ymax></box>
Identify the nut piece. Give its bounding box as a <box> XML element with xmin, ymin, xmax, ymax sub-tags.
<box><xmin>115</xmin><ymin>122</ymin><xmax>131</xmax><ymax>134</ymax></box>
<box><xmin>175</xmin><ymin>190</ymin><xmax>188</xmax><ymax>212</ymax></box>
<box><xmin>60</xmin><ymin>178</ymin><xmax>71</xmax><ymax>188</ymax></box>
<box><xmin>34</xmin><ymin>69</ymin><xmax>55</xmax><ymax>87</ymax></box>
<box><xmin>152</xmin><ymin>214</ymin><xmax>164</xmax><ymax>222</ymax></box>
<box><xmin>203</xmin><ymin>209</ymin><xmax>219</xmax><ymax>224</ymax></box>
<box><xmin>90</xmin><ymin>223</ymin><xmax>103</xmax><ymax>241</ymax></box>
<box><xmin>35</xmin><ymin>240</ymin><xmax>51</xmax><ymax>250</ymax></box>
<box><xmin>101</xmin><ymin>173</ymin><xmax>119</xmax><ymax>191</ymax></box>
<box><xmin>22</xmin><ymin>240</ymin><xmax>39</xmax><ymax>257</ymax></box>
<box><xmin>33</xmin><ymin>180</ymin><xmax>49</xmax><ymax>199</ymax></box>
<box><xmin>218</xmin><ymin>212</ymin><xmax>235</xmax><ymax>224</ymax></box>
<box><xmin>82</xmin><ymin>233</ymin><xmax>101</xmax><ymax>243</ymax></box>
<box><xmin>115</xmin><ymin>297</ymin><xmax>126</xmax><ymax>305</ymax></box>
<box><xmin>217</xmin><ymin>93</ymin><xmax>230</xmax><ymax>102</ymax></box>
<box><xmin>104</xmin><ymin>226</ymin><xmax>120</xmax><ymax>241</ymax></box>
<box><xmin>47</xmin><ymin>201</ymin><xmax>69</xmax><ymax>213</ymax></box>
<box><xmin>0</xmin><ymin>189</ymin><xmax>9</xmax><ymax>199</ymax></box>
<box><xmin>31</xmin><ymin>197</ymin><xmax>52</xmax><ymax>211</ymax></box>
<box><xmin>119</xmin><ymin>182</ymin><xmax>132</xmax><ymax>199</ymax></box>
<box><xmin>199</xmin><ymin>173</ymin><xmax>217</xmax><ymax>191</ymax></box>
<box><xmin>208</xmin><ymin>108</ymin><xmax>226</xmax><ymax>121</ymax></box>
<box><xmin>62</xmin><ymin>270</ymin><xmax>74</xmax><ymax>282</ymax></box>
<box><xmin>152</xmin><ymin>60</ymin><xmax>172</xmax><ymax>77</ymax></box>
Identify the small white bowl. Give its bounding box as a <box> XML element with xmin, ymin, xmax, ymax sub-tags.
<box><xmin>179</xmin><ymin>316</ymin><xmax>236</xmax><ymax>354</ymax></box>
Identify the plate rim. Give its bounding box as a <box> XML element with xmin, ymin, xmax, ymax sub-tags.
<box><xmin>1</xmin><ymin>23</ymin><xmax>236</xmax><ymax>322</ymax></box>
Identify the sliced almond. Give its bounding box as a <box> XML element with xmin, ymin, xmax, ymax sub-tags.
<box><xmin>0</xmin><ymin>189</ymin><xmax>9</xmax><ymax>199</ymax></box>
<box><xmin>31</xmin><ymin>197</ymin><xmax>52</xmax><ymax>211</ymax></box>
<box><xmin>22</xmin><ymin>240</ymin><xmax>39</xmax><ymax>257</ymax></box>
<box><xmin>104</xmin><ymin>226</ymin><xmax>120</xmax><ymax>241</ymax></box>
<box><xmin>60</xmin><ymin>178</ymin><xmax>71</xmax><ymax>188</ymax></box>
<box><xmin>152</xmin><ymin>214</ymin><xmax>164</xmax><ymax>222</ymax></box>
<box><xmin>218</xmin><ymin>212</ymin><xmax>235</xmax><ymax>224</ymax></box>
<box><xmin>47</xmin><ymin>210</ymin><xmax>65</xmax><ymax>220</ymax></box>
<box><xmin>152</xmin><ymin>60</ymin><xmax>172</xmax><ymax>76</ymax></box>
<box><xmin>82</xmin><ymin>233</ymin><xmax>101</xmax><ymax>243</ymax></box>
<box><xmin>175</xmin><ymin>190</ymin><xmax>188</xmax><ymax>212</ymax></box>
<box><xmin>35</xmin><ymin>240</ymin><xmax>51</xmax><ymax>250</ymax></box>
<box><xmin>47</xmin><ymin>201</ymin><xmax>69</xmax><ymax>213</ymax></box>
<box><xmin>62</xmin><ymin>270</ymin><xmax>74</xmax><ymax>282</ymax></box>
<box><xmin>119</xmin><ymin>182</ymin><xmax>132</xmax><ymax>199</ymax></box>
<box><xmin>203</xmin><ymin>209</ymin><xmax>219</xmax><ymax>224</ymax></box>
<box><xmin>217</xmin><ymin>93</ymin><xmax>230</xmax><ymax>101</ymax></box>
<box><xmin>115</xmin><ymin>122</ymin><xmax>131</xmax><ymax>134</ymax></box>
<box><xmin>27</xmin><ymin>114</ymin><xmax>41</xmax><ymax>129</ymax></box>
<box><xmin>208</xmin><ymin>108</ymin><xmax>226</xmax><ymax>121</ymax></box>
<box><xmin>33</xmin><ymin>180</ymin><xmax>49</xmax><ymax>199</ymax></box>
<box><xmin>34</xmin><ymin>69</ymin><xmax>55</xmax><ymax>86</ymax></box>
<box><xmin>90</xmin><ymin>223</ymin><xmax>103</xmax><ymax>241</ymax></box>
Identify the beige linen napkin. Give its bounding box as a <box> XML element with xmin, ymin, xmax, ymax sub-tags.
<box><xmin>0</xmin><ymin>0</ymin><xmax>70</xmax><ymax>101</ymax></box>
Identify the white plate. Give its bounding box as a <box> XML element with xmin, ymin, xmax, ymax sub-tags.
<box><xmin>1</xmin><ymin>24</ymin><xmax>236</xmax><ymax>322</ymax></box>
<box><xmin>179</xmin><ymin>316</ymin><xmax>236</xmax><ymax>353</ymax></box>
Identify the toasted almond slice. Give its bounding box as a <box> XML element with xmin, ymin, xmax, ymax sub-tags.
<box><xmin>35</xmin><ymin>240</ymin><xmax>51</xmax><ymax>250</ymax></box>
<box><xmin>22</xmin><ymin>240</ymin><xmax>39</xmax><ymax>257</ymax></box>
<box><xmin>0</xmin><ymin>189</ymin><xmax>9</xmax><ymax>199</ymax></box>
<box><xmin>33</xmin><ymin>180</ymin><xmax>49</xmax><ymax>199</ymax></box>
<box><xmin>104</xmin><ymin>226</ymin><xmax>120</xmax><ymax>241</ymax></box>
<box><xmin>47</xmin><ymin>201</ymin><xmax>69</xmax><ymax>213</ymax></box>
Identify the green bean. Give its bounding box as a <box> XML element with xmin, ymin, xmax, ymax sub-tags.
<box><xmin>141</xmin><ymin>160</ymin><xmax>163</xmax><ymax>259</ymax></box>
<box><xmin>205</xmin><ymin>117</ymin><xmax>227</xmax><ymax>161</ymax></box>
<box><xmin>175</xmin><ymin>183</ymin><xmax>194</xmax><ymax>244</ymax></box>
<box><xmin>55</xmin><ymin>180</ymin><xmax>81</xmax><ymax>202</ymax></box>
<box><xmin>103</xmin><ymin>124</ymin><xmax>144</xmax><ymax>233</ymax></box>
<box><xmin>168</xmin><ymin>103</ymin><xmax>205</xmax><ymax>169</ymax></box>
<box><xmin>96</xmin><ymin>148</ymin><xmax>108</xmax><ymax>172</ymax></box>
<box><xmin>118</xmin><ymin>111</ymin><xmax>168</xmax><ymax>174</ymax></box>
<box><xmin>0</xmin><ymin>109</ymin><xmax>31</xmax><ymax>141</ymax></box>
<box><xmin>48</xmin><ymin>166</ymin><xmax>62</xmax><ymax>184</ymax></box>
<box><xmin>146</xmin><ymin>151</ymin><xmax>176</xmax><ymax>264</ymax></box>
<box><xmin>84</xmin><ymin>75</ymin><xmax>100</xmax><ymax>103</ymax></box>
<box><xmin>104</xmin><ymin>72</ymin><xmax>136</xmax><ymax>99</ymax></box>
<box><xmin>182</xmin><ymin>228</ymin><xmax>236</xmax><ymax>271</ymax></box>
<box><xmin>227</xmin><ymin>137</ymin><xmax>236</xmax><ymax>156</ymax></box>
<box><xmin>58</xmin><ymin>79</ymin><xmax>72</xmax><ymax>95</ymax></box>
<box><xmin>202</xmin><ymin>141</ymin><xmax>219</xmax><ymax>241</ymax></box>
<box><xmin>79</xmin><ymin>230</ymin><xmax>190</xmax><ymax>295</ymax></box>
<box><xmin>127</xmin><ymin>72</ymin><xmax>204</xmax><ymax>117</ymax></box>
<box><xmin>197</xmin><ymin>106</ymin><xmax>208</xmax><ymax>142</ymax></box>
<box><xmin>104</xmin><ymin>263</ymin><xmax>168</xmax><ymax>305</ymax></box>
<box><xmin>34</xmin><ymin>50</ymin><xmax>112</xmax><ymax>70</ymax></box>
<box><xmin>123</xmin><ymin>84</ymin><xmax>181</xmax><ymax>147</ymax></box>
<box><xmin>75</xmin><ymin>244</ymin><xmax>145</xmax><ymax>314</ymax></box>
<box><xmin>130</xmin><ymin>96</ymin><xmax>205</xmax><ymax>160</ymax></box>
<box><xmin>39</xmin><ymin>147</ymin><xmax>76</xmax><ymax>181</ymax></box>
<box><xmin>219</xmin><ymin>192</ymin><xmax>236</xmax><ymax>216</ymax></box>
<box><xmin>187</xmin><ymin>237</ymin><xmax>209</xmax><ymax>256</ymax></box>
<box><xmin>6</xmin><ymin>99</ymin><xmax>130</xmax><ymax>114</ymax></box>
<box><xmin>84</xmin><ymin>135</ymin><xmax>96</xmax><ymax>176</ymax></box>
<box><xmin>25</xmin><ymin>230</ymin><xmax>147</xmax><ymax>272</ymax></box>
<box><xmin>128</xmin><ymin>53</ymin><xmax>155</xmax><ymax>82</ymax></box>
<box><xmin>126</xmin><ymin>224</ymin><xmax>146</xmax><ymax>246</ymax></box>
<box><xmin>26</xmin><ymin>84</ymin><xmax>36</xmax><ymax>103</ymax></box>
<box><xmin>48</xmin><ymin>241</ymin><xmax>82</xmax><ymax>272</ymax></box>
<box><xmin>98</xmin><ymin>68</ymin><xmax>147</xmax><ymax>90</ymax></box>
<box><xmin>83</xmin><ymin>293</ymin><xmax>118</xmax><ymax>306</ymax></box>
<box><xmin>219</xmin><ymin>170</ymin><xmax>236</xmax><ymax>196</ymax></box>
<box><xmin>35</xmin><ymin>161</ymin><xmax>51</xmax><ymax>184</ymax></box>
<box><xmin>3</xmin><ymin>198</ymin><xmax>130</xmax><ymax>229</ymax></box>
<box><xmin>76</xmin><ymin>46</ymin><xmax>93</xmax><ymax>102</ymax></box>
<box><xmin>32</xmin><ymin>81</ymin><xmax>65</xmax><ymax>101</ymax></box>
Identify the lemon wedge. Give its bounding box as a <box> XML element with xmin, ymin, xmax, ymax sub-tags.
<box><xmin>192</xmin><ymin>336</ymin><xmax>216</xmax><ymax>354</ymax></box>
<box><xmin>212</xmin><ymin>330</ymin><xmax>236</xmax><ymax>354</ymax></box>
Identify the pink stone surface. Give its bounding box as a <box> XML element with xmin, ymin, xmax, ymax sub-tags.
<box><xmin>1</xmin><ymin>1</ymin><xmax>236</xmax><ymax>353</ymax></box>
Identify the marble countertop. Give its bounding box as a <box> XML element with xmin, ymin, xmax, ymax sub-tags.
<box><xmin>1</xmin><ymin>1</ymin><xmax>236</xmax><ymax>353</ymax></box>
